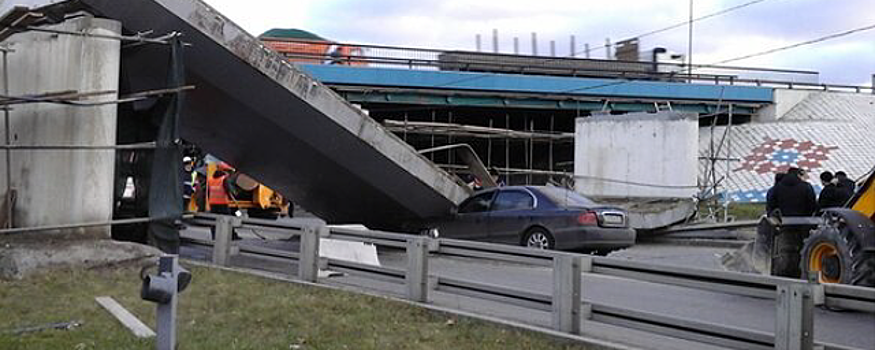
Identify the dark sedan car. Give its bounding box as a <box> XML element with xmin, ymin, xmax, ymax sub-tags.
<box><xmin>429</xmin><ymin>186</ymin><xmax>636</xmax><ymax>252</ymax></box>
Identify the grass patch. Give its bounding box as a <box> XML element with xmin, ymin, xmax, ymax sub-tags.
<box><xmin>0</xmin><ymin>262</ymin><xmax>591</xmax><ymax>349</ymax></box>
<box><xmin>727</xmin><ymin>203</ymin><xmax>765</xmax><ymax>221</ymax></box>
<box><xmin>696</xmin><ymin>200</ymin><xmax>765</xmax><ymax>222</ymax></box>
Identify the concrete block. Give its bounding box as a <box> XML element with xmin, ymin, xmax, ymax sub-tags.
<box><xmin>1</xmin><ymin>16</ymin><xmax>121</xmax><ymax>237</ymax></box>
<box><xmin>319</xmin><ymin>238</ymin><xmax>380</xmax><ymax>266</ymax></box>
<box><xmin>574</xmin><ymin>112</ymin><xmax>698</xmax><ymax>199</ymax></box>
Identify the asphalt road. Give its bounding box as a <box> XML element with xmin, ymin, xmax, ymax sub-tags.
<box><xmin>180</xmin><ymin>225</ymin><xmax>875</xmax><ymax>350</ymax></box>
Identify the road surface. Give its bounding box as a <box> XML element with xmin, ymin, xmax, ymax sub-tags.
<box><xmin>181</xmin><ymin>224</ymin><xmax>874</xmax><ymax>350</ymax></box>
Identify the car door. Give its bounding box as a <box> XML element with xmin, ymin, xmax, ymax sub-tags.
<box><xmin>438</xmin><ymin>191</ymin><xmax>495</xmax><ymax>241</ymax></box>
<box><xmin>487</xmin><ymin>189</ymin><xmax>537</xmax><ymax>244</ymax></box>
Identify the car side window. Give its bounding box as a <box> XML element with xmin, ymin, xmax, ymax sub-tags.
<box><xmin>491</xmin><ymin>190</ymin><xmax>534</xmax><ymax>211</ymax></box>
<box><xmin>458</xmin><ymin>192</ymin><xmax>494</xmax><ymax>214</ymax></box>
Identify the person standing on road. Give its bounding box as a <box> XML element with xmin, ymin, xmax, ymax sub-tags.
<box><xmin>767</xmin><ymin>167</ymin><xmax>817</xmax><ymax>217</ymax></box>
<box><xmin>817</xmin><ymin>171</ymin><xmax>848</xmax><ymax>210</ymax></box>
<box><xmin>765</xmin><ymin>172</ymin><xmax>785</xmax><ymax>215</ymax></box>
<box><xmin>765</xmin><ymin>167</ymin><xmax>817</xmax><ymax>278</ymax></box>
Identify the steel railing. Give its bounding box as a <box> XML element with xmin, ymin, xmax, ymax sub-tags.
<box><xmin>260</xmin><ymin>38</ymin><xmax>875</xmax><ymax>94</ymax></box>
<box><xmin>184</xmin><ymin>213</ymin><xmax>874</xmax><ymax>350</ymax></box>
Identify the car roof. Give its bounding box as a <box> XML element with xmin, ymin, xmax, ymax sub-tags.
<box><xmin>472</xmin><ymin>185</ymin><xmax>561</xmax><ymax>194</ymax></box>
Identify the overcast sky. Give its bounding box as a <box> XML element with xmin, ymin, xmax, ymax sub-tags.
<box><xmin>3</xmin><ymin>0</ymin><xmax>874</xmax><ymax>85</ymax></box>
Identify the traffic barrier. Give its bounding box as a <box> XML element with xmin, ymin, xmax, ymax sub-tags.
<box><xmin>182</xmin><ymin>214</ymin><xmax>874</xmax><ymax>350</ymax></box>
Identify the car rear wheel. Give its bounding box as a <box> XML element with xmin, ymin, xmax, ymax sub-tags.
<box><xmin>523</xmin><ymin>228</ymin><xmax>555</xmax><ymax>250</ymax></box>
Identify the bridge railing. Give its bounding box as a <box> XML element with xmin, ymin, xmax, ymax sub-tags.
<box><xmin>184</xmin><ymin>213</ymin><xmax>874</xmax><ymax>350</ymax></box>
<box><xmin>260</xmin><ymin>38</ymin><xmax>874</xmax><ymax>94</ymax></box>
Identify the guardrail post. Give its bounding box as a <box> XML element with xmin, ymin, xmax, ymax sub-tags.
<box><xmin>552</xmin><ymin>255</ymin><xmax>582</xmax><ymax>335</ymax></box>
<box><xmin>406</xmin><ymin>236</ymin><xmax>430</xmax><ymax>303</ymax></box>
<box><xmin>580</xmin><ymin>256</ymin><xmax>593</xmax><ymax>321</ymax></box>
<box><xmin>298</xmin><ymin>223</ymin><xmax>322</xmax><ymax>282</ymax></box>
<box><xmin>212</xmin><ymin>216</ymin><xmax>236</xmax><ymax>266</ymax></box>
<box><xmin>775</xmin><ymin>282</ymin><xmax>815</xmax><ymax>350</ymax></box>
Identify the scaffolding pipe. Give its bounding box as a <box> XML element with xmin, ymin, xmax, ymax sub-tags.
<box><xmin>5</xmin><ymin>25</ymin><xmax>184</xmax><ymax>46</ymax></box>
<box><xmin>487</xmin><ymin>118</ymin><xmax>493</xmax><ymax>168</ymax></box>
<box><xmin>505</xmin><ymin>113</ymin><xmax>510</xmax><ymax>183</ymax></box>
<box><xmin>0</xmin><ymin>214</ymin><xmax>193</xmax><ymax>236</ymax></box>
<box><xmin>0</xmin><ymin>85</ymin><xmax>195</xmax><ymax>107</ymax></box>
<box><xmin>2</xmin><ymin>47</ymin><xmax>11</xmax><ymax>228</ymax></box>
<box><xmin>549</xmin><ymin>115</ymin><xmax>554</xmax><ymax>173</ymax></box>
<box><xmin>0</xmin><ymin>142</ymin><xmax>156</xmax><ymax>150</ymax></box>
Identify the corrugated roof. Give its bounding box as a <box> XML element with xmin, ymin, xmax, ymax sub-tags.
<box><xmin>259</xmin><ymin>28</ymin><xmax>326</xmax><ymax>41</ymax></box>
<box><xmin>782</xmin><ymin>92</ymin><xmax>875</xmax><ymax>123</ymax></box>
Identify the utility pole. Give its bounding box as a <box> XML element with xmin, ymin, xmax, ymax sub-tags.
<box><xmin>687</xmin><ymin>0</ymin><xmax>694</xmax><ymax>80</ymax></box>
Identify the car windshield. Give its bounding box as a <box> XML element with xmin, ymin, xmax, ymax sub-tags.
<box><xmin>458</xmin><ymin>191</ymin><xmax>494</xmax><ymax>214</ymax></box>
<box><xmin>538</xmin><ymin>187</ymin><xmax>598</xmax><ymax>208</ymax></box>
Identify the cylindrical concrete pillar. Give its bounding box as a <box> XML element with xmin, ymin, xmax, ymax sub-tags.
<box><xmin>1</xmin><ymin>16</ymin><xmax>121</xmax><ymax>238</ymax></box>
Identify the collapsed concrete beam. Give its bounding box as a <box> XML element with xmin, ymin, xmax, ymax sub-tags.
<box><xmin>74</xmin><ymin>0</ymin><xmax>469</xmax><ymax>229</ymax></box>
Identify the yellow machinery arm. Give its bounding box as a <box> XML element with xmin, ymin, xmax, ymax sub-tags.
<box><xmin>849</xmin><ymin>170</ymin><xmax>875</xmax><ymax>219</ymax></box>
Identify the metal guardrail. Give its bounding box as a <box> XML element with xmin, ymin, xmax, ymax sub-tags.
<box><xmin>183</xmin><ymin>214</ymin><xmax>874</xmax><ymax>350</ymax></box>
<box><xmin>262</xmin><ymin>38</ymin><xmax>875</xmax><ymax>94</ymax></box>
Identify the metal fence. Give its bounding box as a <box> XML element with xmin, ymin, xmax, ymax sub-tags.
<box><xmin>262</xmin><ymin>38</ymin><xmax>874</xmax><ymax>94</ymax></box>
<box><xmin>184</xmin><ymin>213</ymin><xmax>874</xmax><ymax>350</ymax></box>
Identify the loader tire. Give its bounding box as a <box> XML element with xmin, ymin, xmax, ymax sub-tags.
<box><xmin>801</xmin><ymin>223</ymin><xmax>875</xmax><ymax>287</ymax></box>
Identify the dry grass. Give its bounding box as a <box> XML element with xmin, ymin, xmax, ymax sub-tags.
<box><xmin>0</xmin><ymin>261</ymin><xmax>592</xmax><ymax>350</ymax></box>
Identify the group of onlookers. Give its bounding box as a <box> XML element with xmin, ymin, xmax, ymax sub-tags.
<box><xmin>766</xmin><ymin>167</ymin><xmax>856</xmax><ymax>217</ymax></box>
<box><xmin>816</xmin><ymin>170</ymin><xmax>857</xmax><ymax>209</ymax></box>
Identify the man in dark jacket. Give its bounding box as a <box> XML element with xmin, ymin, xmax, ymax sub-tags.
<box><xmin>818</xmin><ymin>171</ymin><xmax>849</xmax><ymax>209</ymax></box>
<box><xmin>835</xmin><ymin>171</ymin><xmax>857</xmax><ymax>197</ymax></box>
<box><xmin>766</xmin><ymin>167</ymin><xmax>817</xmax><ymax>217</ymax></box>
<box><xmin>765</xmin><ymin>173</ymin><xmax>785</xmax><ymax>215</ymax></box>
<box><xmin>763</xmin><ymin>168</ymin><xmax>818</xmax><ymax>278</ymax></box>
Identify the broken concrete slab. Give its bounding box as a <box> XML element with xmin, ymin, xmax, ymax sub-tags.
<box><xmin>67</xmin><ymin>0</ymin><xmax>469</xmax><ymax>230</ymax></box>
<box><xmin>0</xmin><ymin>239</ymin><xmax>162</xmax><ymax>280</ymax></box>
<box><xmin>594</xmin><ymin>197</ymin><xmax>696</xmax><ymax>231</ymax></box>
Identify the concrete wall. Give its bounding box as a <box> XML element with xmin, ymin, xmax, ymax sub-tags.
<box><xmin>0</xmin><ymin>16</ymin><xmax>120</xmax><ymax>237</ymax></box>
<box><xmin>755</xmin><ymin>89</ymin><xmax>811</xmax><ymax>122</ymax></box>
<box><xmin>574</xmin><ymin>112</ymin><xmax>698</xmax><ymax>199</ymax></box>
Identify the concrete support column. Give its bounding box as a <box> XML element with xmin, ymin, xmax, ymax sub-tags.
<box><xmin>0</xmin><ymin>16</ymin><xmax>121</xmax><ymax>237</ymax></box>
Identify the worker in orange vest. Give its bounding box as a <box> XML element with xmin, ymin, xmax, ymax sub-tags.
<box><xmin>207</xmin><ymin>163</ymin><xmax>233</xmax><ymax>215</ymax></box>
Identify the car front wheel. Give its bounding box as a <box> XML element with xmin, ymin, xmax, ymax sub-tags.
<box><xmin>524</xmin><ymin>228</ymin><xmax>555</xmax><ymax>250</ymax></box>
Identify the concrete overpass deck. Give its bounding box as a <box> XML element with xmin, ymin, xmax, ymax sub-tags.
<box><xmin>300</xmin><ymin>65</ymin><xmax>773</xmax><ymax>115</ymax></box>
<box><xmin>301</xmin><ymin>65</ymin><xmax>774</xmax><ymax>103</ymax></box>
<box><xmin>76</xmin><ymin>0</ymin><xmax>469</xmax><ymax>229</ymax></box>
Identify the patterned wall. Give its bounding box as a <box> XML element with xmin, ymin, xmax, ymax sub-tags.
<box><xmin>699</xmin><ymin>92</ymin><xmax>875</xmax><ymax>203</ymax></box>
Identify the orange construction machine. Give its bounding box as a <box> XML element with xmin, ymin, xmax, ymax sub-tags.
<box><xmin>190</xmin><ymin>161</ymin><xmax>290</xmax><ymax>220</ymax></box>
<box><xmin>259</xmin><ymin>28</ymin><xmax>366</xmax><ymax>66</ymax></box>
